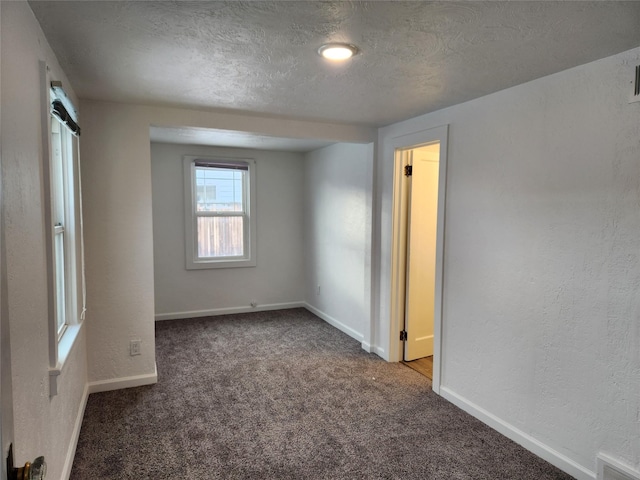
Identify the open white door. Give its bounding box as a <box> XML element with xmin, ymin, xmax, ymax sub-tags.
<box><xmin>403</xmin><ymin>144</ymin><xmax>440</xmax><ymax>361</ymax></box>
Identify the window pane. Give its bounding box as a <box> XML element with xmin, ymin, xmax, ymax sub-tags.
<box><xmin>195</xmin><ymin>167</ymin><xmax>244</xmax><ymax>213</ymax></box>
<box><xmin>197</xmin><ymin>216</ymin><xmax>244</xmax><ymax>258</ymax></box>
<box><xmin>54</xmin><ymin>231</ymin><xmax>66</xmax><ymax>334</ymax></box>
<box><xmin>51</xmin><ymin>121</ymin><xmax>66</xmax><ymax>226</ymax></box>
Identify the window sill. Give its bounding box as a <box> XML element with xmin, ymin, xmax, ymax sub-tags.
<box><xmin>49</xmin><ymin>322</ymin><xmax>84</xmax><ymax>397</ymax></box>
<box><xmin>186</xmin><ymin>257</ymin><xmax>256</xmax><ymax>270</ymax></box>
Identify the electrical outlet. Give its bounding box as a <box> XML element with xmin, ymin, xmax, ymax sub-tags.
<box><xmin>130</xmin><ymin>340</ymin><xmax>141</xmax><ymax>356</ymax></box>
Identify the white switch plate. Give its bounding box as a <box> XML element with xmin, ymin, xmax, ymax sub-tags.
<box><xmin>130</xmin><ymin>340</ymin><xmax>141</xmax><ymax>356</ymax></box>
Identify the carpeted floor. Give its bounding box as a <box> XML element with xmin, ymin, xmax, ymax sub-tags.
<box><xmin>70</xmin><ymin>308</ymin><xmax>573</xmax><ymax>479</ymax></box>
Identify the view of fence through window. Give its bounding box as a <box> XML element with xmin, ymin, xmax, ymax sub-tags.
<box><xmin>195</xmin><ymin>165</ymin><xmax>246</xmax><ymax>258</ymax></box>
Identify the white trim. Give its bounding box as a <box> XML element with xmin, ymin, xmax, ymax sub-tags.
<box><xmin>386</xmin><ymin>124</ymin><xmax>449</xmax><ymax>394</ymax></box>
<box><xmin>361</xmin><ymin>341</ymin><xmax>374</xmax><ymax>353</ymax></box>
<box><xmin>389</xmin><ymin>148</ymin><xmax>410</xmax><ymax>362</ymax></box>
<box><xmin>372</xmin><ymin>346</ymin><xmax>385</xmax><ymax>357</ymax></box>
<box><xmin>303</xmin><ymin>303</ymin><xmax>364</xmax><ymax>343</ymax></box>
<box><xmin>369</xmin><ymin>139</ymin><xmax>383</xmax><ymax>360</ymax></box>
<box><xmin>440</xmin><ymin>386</ymin><xmax>596</xmax><ymax>480</ymax></box>
<box><xmin>362</xmin><ymin>142</ymin><xmax>376</xmax><ymax>354</ymax></box>
<box><xmin>61</xmin><ymin>382</ymin><xmax>89</xmax><ymax>480</ymax></box>
<box><xmin>49</xmin><ymin>322</ymin><xmax>84</xmax><ymax>396</ymax></box>
<box><xmin>88</xmin><ymin>364</ymin><xmax>158</xmax><ymax>394</ymax></box>
<box><xmin>183</xmin><ymin>155</ymin><xmax>257</xmax><ymax>270</ymax></box>
<box><xmin>41</xmin><ymin>61</ymin><xmax>58</xmax><ymax>371</ymax></box>
<box><xmin>597</xmin><ymin>453</ymin><xmax>640</xmax><ymax>480</ymax></box>
<box><xmin>155</xmin><ymin>302</ymin><xmax>305</xmax><ymax>321</ymax></box>
<box><xmin>41</xmin><ymin>62</ymin><xmax>85</xmax><ymax>394</ymax></box>
<box><xmin>361</xmin><ymin>341</ymin><xmax>385</xmax><ymax>357</ymax></box>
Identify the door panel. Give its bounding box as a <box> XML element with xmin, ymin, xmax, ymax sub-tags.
<box><xmin>404</xmin><ymin>145</ymin><xmax>439</xmax><ymax>361</ymax></box>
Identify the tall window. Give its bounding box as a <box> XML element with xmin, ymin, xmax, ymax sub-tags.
<box><xmin>184</xmin><ymin>157</ymin><xmax>257</xmax><ymax>269</ymax></box>
<box><xmin>49</xmin><ymin>96</ymin><xmax>82</xmax><ymax>343</ymax></box>
<box><xmin>50</xmin><ymin>117</ymin><xmax>74</xmax><ymax>338</ymax></box>
<box><xmin>45</xmin><ymin>74</ymin><xmax>85</xmax><ymax>396</ymax></box>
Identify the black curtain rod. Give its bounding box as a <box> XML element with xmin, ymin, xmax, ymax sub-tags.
<box><xmin>51</xmin><ymin>99</ymin><xmax>81</xmax><ymax>136</ymax></box>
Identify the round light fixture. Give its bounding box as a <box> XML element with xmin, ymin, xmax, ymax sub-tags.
<box><xmin>318</xmin><ymin>43</ymin><xmax>359</xmax><ymax>61</ymax></box>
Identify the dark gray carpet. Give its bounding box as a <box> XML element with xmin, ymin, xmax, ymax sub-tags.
<box><xmin>71</xmin><ymin>308</ymin><xmax>573</xmax><ymax>479</ymax></box>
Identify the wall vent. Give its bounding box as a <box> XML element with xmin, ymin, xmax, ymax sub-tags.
<box><xmin>597</xmin><ymin>454</ymin><xmax>640</xmax><ymax>480</ymax></box>
<box><xmin>630</xmin><ymin>64</ymin><xmax>640</xmax><ymax>104</ymax></box>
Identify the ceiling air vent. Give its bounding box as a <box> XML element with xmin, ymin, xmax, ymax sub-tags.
<box><xmin>630</xmin><ymin>64</ymin><xmax>640</xmax><ymax>104</ymax></box>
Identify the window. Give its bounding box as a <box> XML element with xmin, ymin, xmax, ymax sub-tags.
<box><xmin>49</xmin><ymin>107</ymin><xmax>81</xmax><ymax>339</ymax></box>
<box><xmin>50</xmin><ymin>118</ymin><xmax>73</xmax><ymax>339</ymax></box>
<box><xmin>45</xmin><ymin>74</ymin><xmax>85</xmax><ymax>396</ymax></box>
<box><xmin>184</xmin><ymin>156</ymin><xmax>257</xmax><ymax>269</ymax></box>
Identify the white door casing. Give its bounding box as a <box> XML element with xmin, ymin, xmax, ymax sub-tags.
<box><xmin>388</xmin><ymin>125</ymin><xmax>448</xmax><ymax>393</ymax></box>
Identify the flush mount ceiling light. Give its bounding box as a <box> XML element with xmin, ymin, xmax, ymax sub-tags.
<box><xmin>318</xmin><ymin>43</ymin><xmax>359</xmax><ymax>61</ymax></box>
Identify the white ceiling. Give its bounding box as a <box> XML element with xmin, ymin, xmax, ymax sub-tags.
<box><xmin>148</xmin><ymin>126</ymin><xmax>335</xmax><ymax>152</ymax></box>
<box><xmin>29</xmin><ymin>1</ymin><xmax>640</xmax><ymax>149</ymax></box>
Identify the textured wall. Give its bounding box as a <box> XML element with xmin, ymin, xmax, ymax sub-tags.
<box><xmin>151</xmin><ymin>143</ymin><xmax>305</xmax><ymax>317</ymax></box>
<box><xmin>80</xmin><ymin>99</ymin><xmax>373</xmax><ymax>384</ymax></box>
<box><xmin>1</xmin><ymin>2</ymin><xmax>88</xmax><ymax>479</ymax></box>
<box><xmin>80</xmin><ymin>103</ymin><xmax>157</xmax><ymax>384</ymax></box>
<box><xmin>303</xmin><ymin>143</ymin><xmax>374</xmax><ymax>342</ymax></box>
<box><xmin>375</xmin><ymin>47</ymin><xmax>640</xmax><ymax>477</ymax></box>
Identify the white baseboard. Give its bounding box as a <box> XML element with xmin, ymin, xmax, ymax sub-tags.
<box><xmin>303</xmin><ymin>303</ymin><xmax>364</xmax><ymax>343</ymax></box>
<box><xmin>155</xmin><ymin>302</ymin><xmax>305</xmax><ymax>321</ymax></box>
<box><xmin>88</xmin><ymin>363</ymin><xmax>158</xmax><ymax>394</ymax></box>
<box><xmin>372</xmin><ymin>345</ymin><xmax>386</xmax><ymax>357</ymax></box>
<box><xmin>62</xmin><ymin>382</ymin><xmax>89</xmax><ymax>480</ymax></box>
<box><xmin>597</xmin><ymin>453</ymin><xmax>640</xmax><ymax>480</ymax></box>
<box><xmin>361</xmin><ymin>341</ymin><xmax>385</xmax><ymax>357</ymax></box>
<box><xmin>440</xmin><ymin>386</ymin><xmax>595</xmax><ymax>480</ymax></box>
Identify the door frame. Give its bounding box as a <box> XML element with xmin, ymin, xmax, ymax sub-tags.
<box><xmin>388</xmin><ymin>125</ymin><xmax>448</xmax><ymax>394</ymax></box>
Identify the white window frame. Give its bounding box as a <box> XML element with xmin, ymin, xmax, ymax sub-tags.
<box><xmin>41</xmin><ymin>63</ymin><xmax>85</xmax><ymax>396</ymax></box>
<box><xmin>183</xmin><ymin>156</ymin><xmax>257</xmax><ymax>269</ymax></box>
<box><xmin>50</xmin><ymin>118</ymin><xmax>75</xmax><ymax>341</ymax></box>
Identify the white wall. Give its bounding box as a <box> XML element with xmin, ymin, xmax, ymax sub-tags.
<box><xmin>151</xmin><ymin>143</ymin><xmax>305</xmax><ymax>318</ymax></box>
<box><xmin>80</xmin><ymin>99</ymin><xmax>374</xmax><ymax>386</ymax></box>
<box><xmin>374</xmin><ymin>47</ymin><xmax>640</xmax><ymax>478</ymax></box>
<box><xmin>1</xmin><ymin>2</ymin><xmax>88</xmax><ymax>479</ymax></box>
<box><xmin>303</xmin><ymin>143</ymin><xmax>374</xmax><ymax>345</ymax></box>
<box><xmin>80</xmin><ymin>103</ymin><xmax>157</xmax><ymax>386</ymax></box>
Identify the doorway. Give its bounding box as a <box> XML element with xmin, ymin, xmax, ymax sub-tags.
<box><xmin>388</xmin><ymin>125</ymin><xmax>447</xmax><ymax>392</ymax></box>
<box><xmin>402</xmin><ymin>144</ymin><xmax>439</xmax><ymax>363</ymax></box>
<box><xmin>398</xmin><ymin>144</ymin><xmax>439</xmax><ymax>379</ymax></box>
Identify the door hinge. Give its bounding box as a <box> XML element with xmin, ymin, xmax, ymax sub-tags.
<box><xmin>404</xmin><ymin>165</ymin><xmax>412</xmax><ymax>176</ymax></box>
<box><xmin>400</xmin><ymin>330</ymin><xmax>408</xmax><ymax>341</ymax></box>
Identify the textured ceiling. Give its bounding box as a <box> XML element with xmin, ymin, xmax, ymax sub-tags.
<box><xmin>30</xmin><ymin>1</ymin><xmax>640</xmax><ymax>129</ymax></box>
<box><xmin>148</xmin><ymin>126</ymin><xmax>335</xmax><ymax>152</ymax></box>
